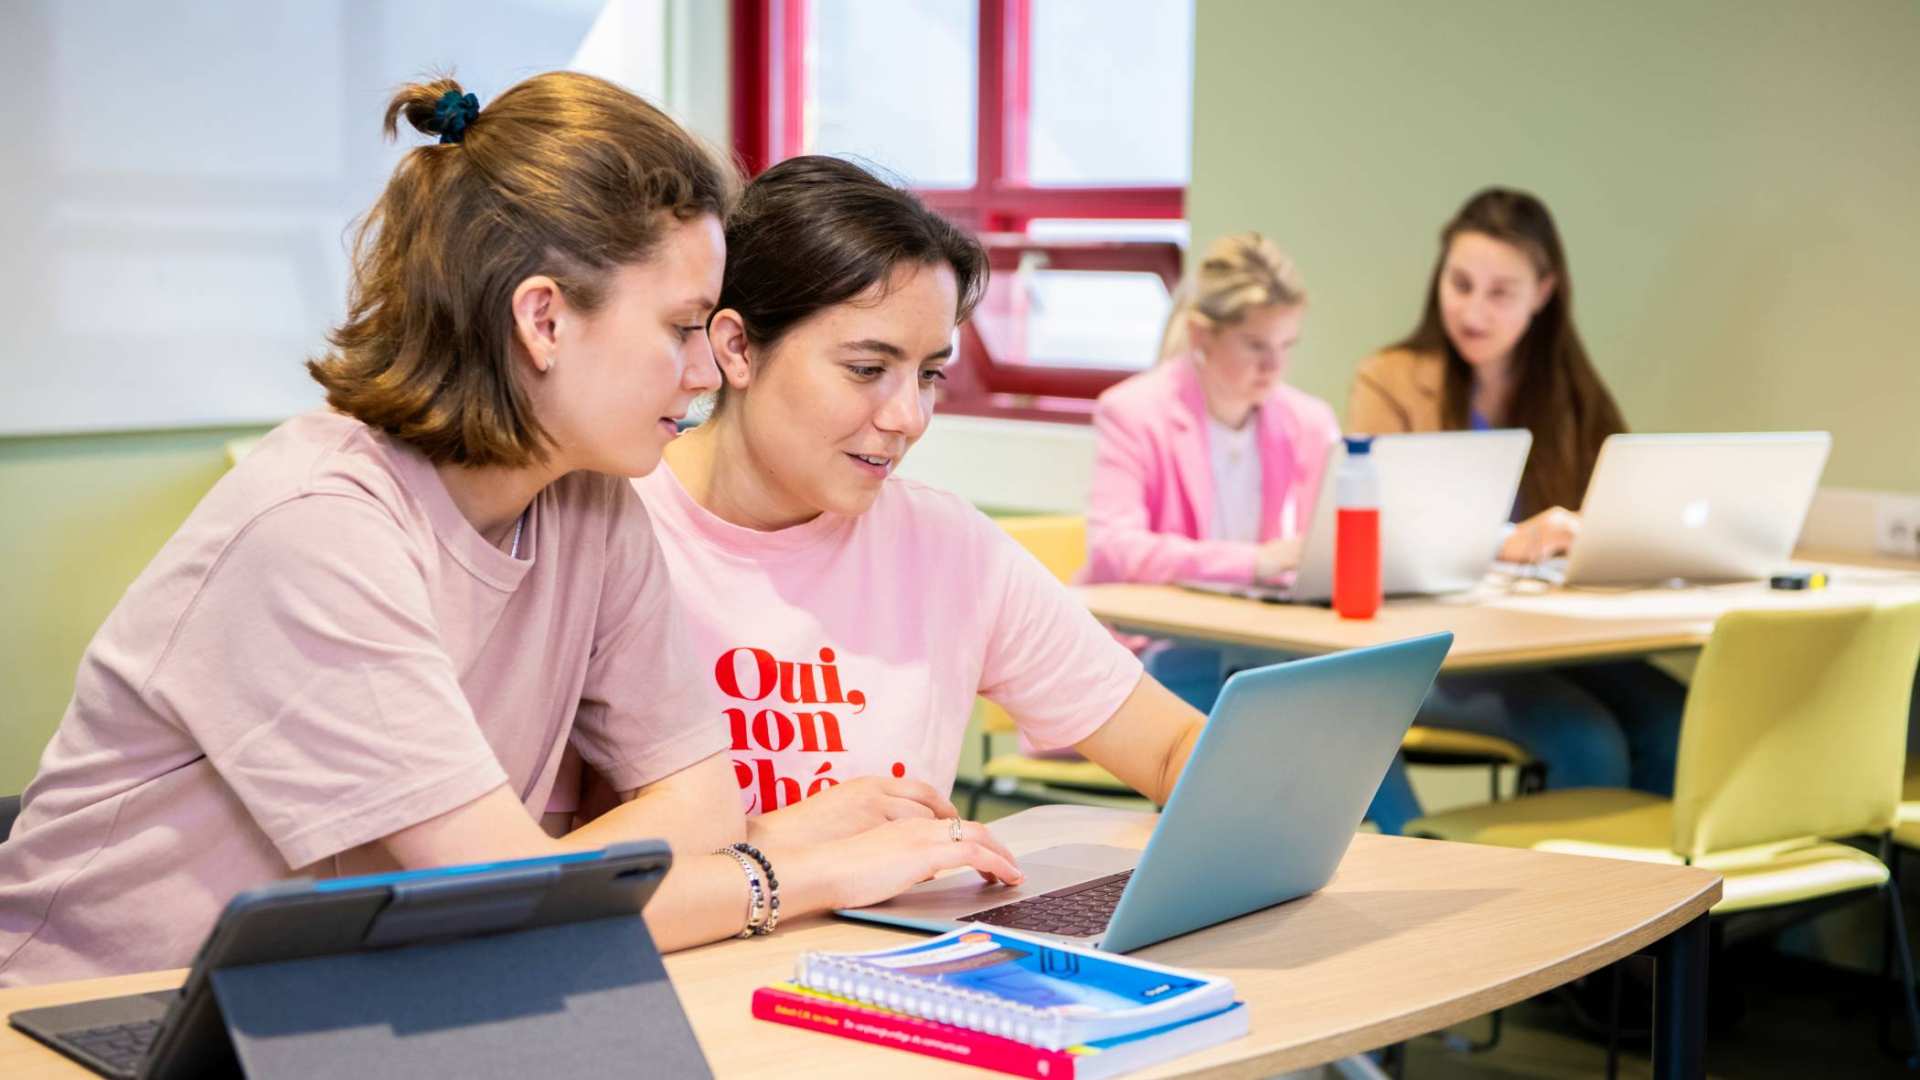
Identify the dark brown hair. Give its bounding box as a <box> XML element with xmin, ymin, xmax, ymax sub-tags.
<box><xmin>1393</xmin><ymin>187</ymin><xmax>1626</xmax><ymax>514</ymax></box>
<box><xmin>309</xmin><ymin>72</ymin><xmax>736</xmax><ymax>467</ymax></box>
<box><xmin>712</xmin><ymin>155</ymin><xmax>987</xmax><ymax>409</ymax></box>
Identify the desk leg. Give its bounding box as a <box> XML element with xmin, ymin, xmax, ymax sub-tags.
<box><xmin>1651</xmin><ymin>914</ymin><xmax>1709</xmax><ymax>1080</ymax></box>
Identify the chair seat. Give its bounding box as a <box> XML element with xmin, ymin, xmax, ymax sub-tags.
<box><xmin>1401</xmin><ymin>726</ymin><xmax>1533</xmax><ymax>765</ymax></box>
<box><xmin>1411</xmin><ymin>788</ymin><xmax>1889</xmax><ymax>915</ymax></box>
<box><xmin>982</xmin><ymin>753</ymin><xmax>1129</xmax><ymax>791</ymax></box>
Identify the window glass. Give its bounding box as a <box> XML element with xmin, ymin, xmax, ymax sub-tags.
<box><xmin>1025</xmin><ymin>218</ymin><xmax>1191</xmax><ymax>245</ymax></box>
<box><xmin>1027</xmin><ymin>0</ymin><xmax>1193</xmax><ymax>186</ymax></box>
<box><xmin>972</xmin><ymin>266</ymin><xmax>1170</xmax><ymax>372</ymax></box>
<box><xmin>10</xmin><ymin>0</ymin><xmax>601</xmax><ymax>435</ymax></box>
<box><xmin>805</xmin><ymin>0</ymin><xmax>977</xmax><ymax>187</ymax></box>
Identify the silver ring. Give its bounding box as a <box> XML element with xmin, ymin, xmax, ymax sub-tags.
<box><xmin>949</xmin><ymin>818</ymin><xmax>964</xmax><ymax>843</ymax></box>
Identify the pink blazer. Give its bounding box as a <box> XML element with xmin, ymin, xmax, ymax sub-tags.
<box><xmin>1084</xmin><ymin>355</ymin><xmax>1340</xmax><ymax>584</ymax></box>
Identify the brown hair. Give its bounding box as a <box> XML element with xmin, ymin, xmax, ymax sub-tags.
<box><xmin>1393</xmin><ymin>187</ymin><xmax>1625</xmax><ymax>514</ymax></box>
<box><xmin>712</xmin><ymin>155</ymin><xmax>987</xmax><ymax>411</ymax></box>
<box><xmin>309</xmin><ymin>72</ymin><xmax>736</xmax><ymax>467</ymax></box>
<box><xmin>1156</xmin><ymin>232</ymin><xmax>1305</xmax><ymax>361</ymax></box>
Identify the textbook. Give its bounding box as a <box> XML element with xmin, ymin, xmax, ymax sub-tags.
<box><xmin>789</xmin><ymin>926</ymin><xmax>1238</xmax><ymax>1050</ymax></box>
<box><xmin>753</xmin><ymin>981</ymin><xmax>1248</xmax><ymax>1079</ymax></box>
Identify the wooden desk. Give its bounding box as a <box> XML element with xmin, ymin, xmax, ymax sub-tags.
<box><xmin>1081</xmin><ymin>554</ymin><xmax>1920</xmax><ymax>672</ymax></box>
<box><xmin>1</xmin><ymin>806</ymin><xmax>1722</xmax><ymax>1078</ymax></box>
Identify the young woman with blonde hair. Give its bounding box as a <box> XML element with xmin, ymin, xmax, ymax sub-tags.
<box><xmin>1072</xmin><ymin>233</ymin><xmax>1425</xmax><ymax>829</ymax></box>
<box><xmin>1082</xmin><ymin>233</ymin><xmax>1338</xmax><ymax>705</ymax></box>
<box><xmin>1086</xmin><ymin>233</ymin><xmax>1340</xmax><ymax>591</ymax></box>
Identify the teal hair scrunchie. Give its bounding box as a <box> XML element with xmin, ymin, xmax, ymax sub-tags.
<box><xmin>430</xmin><ymin>90</ymin><xmax>481</xmax><ymax>144</ymax></box>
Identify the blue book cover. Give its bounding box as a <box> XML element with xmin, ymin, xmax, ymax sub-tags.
<box><xmin>794</xmin><ymin>926</ymin><xmax>1236</xmax><ymax>1050</ymax></box>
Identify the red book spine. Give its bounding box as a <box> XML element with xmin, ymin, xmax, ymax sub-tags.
<box><xmin>751</xmin><ymin>985</ymin><xmax>1075</xmax><ymax>1078</ymax></box>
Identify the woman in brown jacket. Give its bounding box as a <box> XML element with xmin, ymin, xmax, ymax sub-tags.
<box><xmin>1349</xmin><ymin>188</ymin><xmax>1683</xmax><ymax>797</ymax></box>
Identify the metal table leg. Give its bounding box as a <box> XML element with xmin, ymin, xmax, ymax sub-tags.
<box><xmin>1650</xmin><ymin>913</ymin><xmax>1710</xmax><ymax>1079</ymax></box>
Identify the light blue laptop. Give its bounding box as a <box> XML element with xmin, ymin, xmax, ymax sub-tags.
<box><xmin>839</xmin><ymin>632</ymin><xmax>1452</xmax><ymax>953</ymax></box>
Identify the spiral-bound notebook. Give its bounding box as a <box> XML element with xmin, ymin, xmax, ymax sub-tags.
<box><xmin>753</xmin><ymin>982</ymin><xmax>1247</xmax><ymax>1080</ymax></box>
<box><xmin>791</xmin><ymin>926</ymin><xmax>1236</xmax><ymax>1051</ymax></box>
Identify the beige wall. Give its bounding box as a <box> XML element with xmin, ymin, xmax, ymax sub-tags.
<box><xmin>1190</xmin><ymin>0</ymin><xmax>1919</xmax><ymax>492</ymax></box>
<box><xmin>0</xmin><ymin>429</ymin><xmax>266</xmax><ymax>793</ymax></box>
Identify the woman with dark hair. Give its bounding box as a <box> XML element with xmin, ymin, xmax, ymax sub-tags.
<box><xmin>579</xmin><ymin>156</ymin><xmax>1209</xmax><ymax>841</ymax></box>
<box><xmin>1348</xmin><ymin>187</ymin><xmax>1684</xmax><ymax>797</ymax></box>
<box><xmin>0</xmin><ymin>76</ymin><xmax>1020</xmax><ymax>987</ymax></box>
<box><xmin>1351</xmin><ymin>187</ymin><xmax>1623</xmax><ymax>555</ymax></box>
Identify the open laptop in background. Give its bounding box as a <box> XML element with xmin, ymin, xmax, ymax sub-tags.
<box><xmin>839</xmin><ymin>632</ymin><xmax>1452</xmax><ymax>953</ymax></box>
<box><xmin>1184</xmin><ymin>429</ymin><xmax>1531</xmax><ymax>603</ymax></box>
<box><xmin>1550</xmin><ymin>432</ymin><xmax>1832</xmax><ymax>586</ymax></box>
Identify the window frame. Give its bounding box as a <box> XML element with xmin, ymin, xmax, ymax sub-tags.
<box><xmin>731</xmin><ymin>0</ymin><xmax>1187</xmax><ymax>416</ymax></box>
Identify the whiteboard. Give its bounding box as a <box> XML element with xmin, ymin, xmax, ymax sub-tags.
<box><xmin>0</xmin><ymin>0</ymin><xmax>610</xmax><ymax>435</ymax></box>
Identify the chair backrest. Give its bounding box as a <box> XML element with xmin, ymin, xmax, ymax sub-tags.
<box><xmin>0</xmin><ymin>794</ymin><xmax>20</xmax><ymax>842</ymax></box>
<box><xmin>977</xmin><ymin>700</ymin><xmax>1020</xmax><ymax>735</ymax></box>
<box><xmin>1671</xmin><ymin>600</ymin><xmax>1920</xmax><ymax>860</ymax></box>
<box><xmin>978</xmin><ymin>516</ymin><xmax>1089</xmax><ymax>736</ymax></box>
<box><xmin>992</xmin><ymin>514</ymin><xmax>1088</xmax><ymax>585</ymax></box>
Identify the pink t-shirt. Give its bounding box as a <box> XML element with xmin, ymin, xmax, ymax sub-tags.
<box><xmin>0</xmin><ymin>411</ymin><xmax>720</xmax><ymax>986</ymax></box>
<box><xmin>628</xmin><ymin>465</ymin><xmax>1145</xmax><ymax>814</ymax></box>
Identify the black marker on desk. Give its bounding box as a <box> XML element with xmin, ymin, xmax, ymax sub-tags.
<box><xmin>1769</xmin><ymin>570</ymin><xmax>1828</xmax><ymax>591</ymax></box>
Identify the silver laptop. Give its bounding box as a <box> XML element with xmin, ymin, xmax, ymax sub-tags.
<box><xmin>1185</xmin><ymin>429</ymin><xmax>1530</xmax><ymax>603</ymax></box>
<box><xmin>838</xmin><ymin>633</ymin><xmax>1452</xmax><ymax>953</ymax></box>
<box><xmin>1561</xmin><ymin>432</ymin><xmax>1831</xmax><ymax>586</ymax></box>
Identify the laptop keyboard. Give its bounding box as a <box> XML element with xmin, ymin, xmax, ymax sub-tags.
<box><xmin>55</xmin><ymin>1019</ymin><xmax>159</xmax><ymax>1078</ymax></box>
<box><xmin>958</xmin><ymin>870</ymin><xmax>1133</xmax><ymax>938</ymax></box>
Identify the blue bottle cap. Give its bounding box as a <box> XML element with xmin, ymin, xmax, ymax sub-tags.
<box><xmin>1343</xmin><ymin>436</ymin><xmax>1373</xmax><ymax>455</ymax></box>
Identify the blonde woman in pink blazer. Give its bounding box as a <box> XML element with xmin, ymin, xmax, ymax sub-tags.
<box><xmin>1084</xmin><ymin>233</ymin><xmax>1420</xmax><ymax>830</ymax></box>
<box><xmin>1085</xmin><ymin>234</ymin><xmax>1339</xmax><ymax>588</ymax></box>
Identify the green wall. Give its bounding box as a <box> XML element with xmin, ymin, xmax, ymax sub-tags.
<box><xmin>1190</xmin><ymin>0</ymin><xmax>1919</xmax><ymax>492</ymax></box>
<box><xmin>0</xmin><ymin>428</ymin><xmax>267</xmax><ymax>794</ymax></box>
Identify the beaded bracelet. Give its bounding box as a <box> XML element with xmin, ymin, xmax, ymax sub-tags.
<box><xmin>715</xmin><ymin>847</ymin><xmax>766</xmax><ymax>938</ymax></box>
<box><xmin>731</xmin><ymin>842</ymin><xmax>781</xmax><ymax>934</ymax></box>
<box><xmin>719</xmin><ymin>847</ymin><xmax>767</xmax><ymax>937</ymax></box>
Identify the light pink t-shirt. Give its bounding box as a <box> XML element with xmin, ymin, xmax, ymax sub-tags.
<box><xmin>0</xmin><ymin>411</ymin><xmax>720</xmax><ymax>986</ymax></box>
<box><xmin>628</xmin><ymin>465</ymin><xmax>1145</xmax><ymax>815</ymax></box>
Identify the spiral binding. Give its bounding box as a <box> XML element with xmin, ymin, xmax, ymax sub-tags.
<box><xmin>794</xmin><ymin>950</ymin><xmax>1068</xmax><ymax>1049</ymax></box>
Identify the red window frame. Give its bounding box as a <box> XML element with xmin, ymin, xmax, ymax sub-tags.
<box><xmin>731</xmin><ymin>0</ymin><xmax>1187</xmax><ymax>419</ymax></box>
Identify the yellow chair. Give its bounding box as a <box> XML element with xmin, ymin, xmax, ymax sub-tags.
<box><xmin>965</xmin><ymin>515</ymin><xmax>1137</xmax><ymax>818</ymax></box>
<box><xmin>1400</xmin><ymin>725</ymin><xmax>1545</xmax><ymax>800</ymax></box>
<box><xmin>1410</xmin><ymin>602</ymin><xmax>1920</xmax><ymax>1070</ymax></box>
<box><xmin>993</xmin><ymin>513</ymin><xmax>1089</xmax><ymax>583</ymax></box>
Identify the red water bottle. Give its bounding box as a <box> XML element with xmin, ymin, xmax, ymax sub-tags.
<box><xmin>1333</xmin><ymin>436</ymin><xmax>1382</xmax><ymax>620</ymax></box>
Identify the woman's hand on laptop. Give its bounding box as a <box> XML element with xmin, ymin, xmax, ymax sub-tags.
<box><xmin>1254</xmin><ymin>536</ymin><xmax>1305</xmax><ymax>582</ymax></box>
<box><xmin>1502</xmin><ymin>507</ymin><xmax>1581</xmax><ymax>564</ymax></box>
<box><xmin>789</xmin><ymin>818</ymin><xmax>1026</xmax><ymax>910</ymax></box>
<box><xmin>747</xmin><ymin>775</ymin><xmax>960</xmax><ymax>848</ymax></box>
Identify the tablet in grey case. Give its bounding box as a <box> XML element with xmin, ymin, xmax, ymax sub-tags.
<box><xmin>11</xmin><ymin>841</ymin><xmax>709</xmax><ymax>1080</ymax></box>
